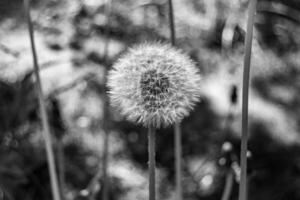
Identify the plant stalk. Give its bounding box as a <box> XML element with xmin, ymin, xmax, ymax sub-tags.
<box><xmin>102</xmin><ymin>0</ymin><xmax>113</xmax><ymax>200</ymax></box>
<box><xmin>148</xmin><ymin>126</ymin><xmax>156</xmax><ymax>200</ymax></box>
<box><xmin>168</xmin><ymin>1</ymin><xmax>183</xmax><ymax>200</ymax></box>
<box><xmin>168</xmin><ymin>0</ymin><xmax>176</xmax><ymax>46</ymax></box>
<box><xmin>57</xmin><ymin>141</ymin><xmax>65</xmax><ymax>200</ymax></box>
<box><xmin>221</xmin><ymin>170</ymin><xmax>234</xmax><ymax>200</ymax></box>
<box><xmin>102</xmin><ymin>127</ymin><xmax>109</xmax><ymax>200</ymax></box>
<box><xmin>24</xmin><ymin>1</ymin><xmax>61</xmax><ymax>200</ymax></box>
<box><xmin>175</xmin><ymin>123</ymin><xmax>182</xmax><ymax>200</ymax></box>
<box><xmin>239</xmin><ymin>1</ymin><xmax>257</xmax><ymax>200</ymax></box>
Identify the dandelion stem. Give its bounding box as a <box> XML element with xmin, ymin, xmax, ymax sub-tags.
<box><xmin>148</xmin><ymin>126</ymin><xmax>156</xmax><ymax>200</ymax></box>
<box><xmin>102</xmin><ymin>128</ymin><xmax>109</xmax><ymax>200</ymax></box>
<box><xmin>57</xmin><ymin>141</ymin><xmax>66</xmax><ymax>200</ymax></box>
<box><xmin>239</xmin><ymin>1</ymin><xmax>257</xmax><ymax>200</ymax></box>
<box><xmin>221</xmin><ymin>170</ymin><xmax>234</xmax><ymax>200</ymax></box>
<box><xmin>102</xmin><ymin>1</ymin><xmax>113</xmax><ymax>200</ymax></box>
<box><xmin>24</xmin><ymin>1</ymin><xmax>61</xmax><ymax>200</ymax></box>
<box><xmin>175</xmin><ymin>123</ymin><xmax>182</xmax><ymax>200</ymax></box>
<box><xmin>168</xmin><ymin>0</ymin><xmax>176</xmax><ymax>46</ymax></box>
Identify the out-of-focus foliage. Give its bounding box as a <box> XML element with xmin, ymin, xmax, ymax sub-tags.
<box><xmin>1</xmin><ymin>0</ymin><xmax>300</xmax><ymax>200</ymax></box>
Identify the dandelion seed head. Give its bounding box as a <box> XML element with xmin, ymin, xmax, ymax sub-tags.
<box><xmin>140</xmin><ymin>69</ymin><xmax>170</xmax><ymax>112</ymax></box>
<box><xmin>107</xmin><ymin>43</ymin><xmax>201</xmax><ymax>128</ymax></box>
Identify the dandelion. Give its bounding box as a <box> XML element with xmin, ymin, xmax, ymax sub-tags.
<box><xmin>107</xmin><ymin>42</ymin><xmax>201</xmax><ymax>200</ymax></box>
<box><xmin>107</xmin><ymin>43</ymin><xmax>201</xmax><ymax>128</ymax></box>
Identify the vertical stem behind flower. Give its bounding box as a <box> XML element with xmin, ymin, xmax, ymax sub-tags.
<box><xmin>148</xmin><ymin>126</ymin><xmax>156</xmax><ymax>200</ymax></box>
<box><xmin>24</xmin><ymin>1</ymin><xmax>61</xmax><ymax>200</ymax></box>
<box><xmin>239</xmin><ymin>1</ymin><xmax>257</xmax><ymax>200</ymax></box>
<box><xmin>221</xmin><ymin>170</ymin><xmax>234</xmax><ymax>200</ymax></box>
<box><xmin>167</xmin><ymin>1</ymin><xmax>182</xmax><ymax>200</ymax></box>
<box><xmin>168</xmin><ymin>0</ymin><xmax>176</xmax><ymax>46</ymax></box>
<box><xmin>174</xmin><ymin>123</ymin><xmax>182</xmax><ymax>200</ymax></box>
<box><xmin>102</xmin><ymin>1</ymin><xmax>113</xmax><ymax>200</ymax></box>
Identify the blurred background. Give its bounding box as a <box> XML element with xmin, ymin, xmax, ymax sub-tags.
<box><xmin>1</xmin><ymin>0</ymin><xmax>300</xmax><ymax>199</ymax></box>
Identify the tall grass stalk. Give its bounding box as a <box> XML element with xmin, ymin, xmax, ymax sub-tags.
<box><xmin>167</xmin><ymin>1</ymin><xmax>182</xmax><ymax>200</ymax></box>
<box><xmin>24</xmin><ymin>1</ymin><xmax>61</xmax><ymax>200</ymax></box>
<box><xmin>168</xmin><ymin>0</ymin><xmax>176</xmax><ymax>46</ymax></box>
<box><xmin>102</xmin><ymin>0</ymin><xmax>113</xmax><ymax>200</ymax></box>
<box><xmin>239</xmin><ymin>1</ymin><xmax>257</xmax><ymax>200</ymax></box>
<box><xmin>148</xmin><ymin>126</ymin><xmax>156</xmax><ymax>200</ymax></box>
<box><xmin>167</xmin><ymin>1</ymin><xmax>183</xmax><ymax>200</ymax></box>
<box><xmin>221</xmin><ymin>170</ymin><xmax>234</xmax><ymax>200</ymax></box>
<box><xmin>57</xmin><ymin>140</ymin><xmax>66</xmax><ymax>200</ymax></box>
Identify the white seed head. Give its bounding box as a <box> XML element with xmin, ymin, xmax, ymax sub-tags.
<box><xmin>107</xmin><ymin>43</ymin><xmax>201</xmax><ymax>128</ymax></box>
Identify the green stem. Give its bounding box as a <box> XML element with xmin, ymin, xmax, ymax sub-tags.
<box><xmin>148</xmin><ymin>126</ymin><xmax>156</xmax><ymax>200</ymax></box>
<box><xmin>102</xmin><ymin>0</ymin><xmax>113</xmax><ymax>200</ymax></box>
<box><xmin>221</xmin><ymin>170</ymin><xmax>234</xmax><ymax>200</ymax></box>
<box><xmin>102</xmin><ymin>128</ymin><xmax>109</xmax><ymax>200</ymax></box>
<box><xmin>168</xmin><ymin>0</ymin><xmax>176</xmax><ymax>46</ymax></box>
<box><xmin>167</xmin><ymin>1</ymin><xmax>184</xmax><ymax>200</ymax></box>
<box><xmin>57</xmin><ymin>141</ymin><xmax>65</xmax><ymax>200</ymax></box>
<box><xmin>175</xmin><ymin>123</ymin><xmax>182</xmax><ymax>200</ymax></box>
<box><xmin>24</xmin><ymin>1</ymin><xmax>61</xmax><ymax>200</ymax></box>
<box><xmin>239</xmin><ymin>1</ymin><xmax>257</xmax><ymax>200</ymax></box>
<box><xmin>167</xmin><ymin>2</ymin><xmax>183</xmax><ymax>199</ymax></box>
